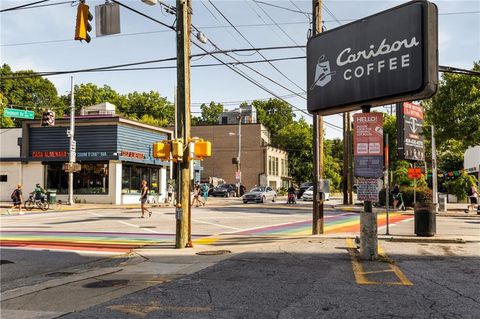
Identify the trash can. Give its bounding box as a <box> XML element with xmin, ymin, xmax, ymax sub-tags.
<box><xmin>414</xmin><ymin>203</ymin><xmax>436</xmax><ymax>236</ymax></box>
<box><xmin>47</xmin><ymin>190</ymin><xmax>57</xmax><ymax>204</ymax></box>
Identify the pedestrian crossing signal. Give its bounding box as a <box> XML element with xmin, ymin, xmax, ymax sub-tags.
<box><xmin>153</xmin><ymin>141</ymin><xmax>170</xmax><ymax>160</ymax></box>
<box><xmin>41</xmin><ymin>110</ymin><xmax>55</xmax><ymax>127</ymax></box>
<box><xmin>75</xmin><ymin>2</ymin><xmax>93</xmax><ymax>43</ymax></box>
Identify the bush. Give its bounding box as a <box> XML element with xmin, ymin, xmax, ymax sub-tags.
<box><xmin>379</xmin><ymin>187</ymin><xmax>432</xmax><ymax>207</ymax></box>
<box><xmin>443</xmin><ymin>171</ymin><xmax>477</xmax><ymax>201</ymax></box>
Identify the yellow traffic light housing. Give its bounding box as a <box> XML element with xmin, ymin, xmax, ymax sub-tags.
<box><xmin>193</xmin><ymin>140</ymin><xmax>211</xmax><ymax>160</ymax></box>
<box><xmin>75</xmin><ymin>2</ymin><xmax>93</xmax><ymax>43</ymax></box>
<box><xmin>153</xmin><ymin>141</ymin><xmax>170</xmax><ymax>160</ymax></box>
<box><xmin>171</xmin><ymin>140</ymin><xmax>183</xmax><ymax>160</ymax></box>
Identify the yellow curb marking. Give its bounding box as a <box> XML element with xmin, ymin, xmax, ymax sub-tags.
<box><xmin>108</xmin><ymin>303</ymin><xmax>212</xmax><ymax>318</ymax></box>
<box><xmin>346</xmin><ymin>238</ymin><xmax>412</xmax><ymax>286</ymax></box>
<box><xmin>193</xmin><ymin>236</ymin><xmax>220</xmax><ymax>245</ymax></box>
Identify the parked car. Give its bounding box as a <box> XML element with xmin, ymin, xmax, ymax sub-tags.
<box><xmin>297</xmin><ymin>182</ymin><xmax>313</xmax><ymax>199</ymax></box>
<box><xmin>211</xmin><ymin>184</ymin><xmax>237</xmax><ymax>197</ymax></box>
<box><xmin>302</xmin><ymin>186</ymin><xmax>314</xmax><ymax>201</ymax></box>
<box><xmin>243</xmin><ymin>186</ymin><xmax>277</xmax><ymax>203</ymax></box>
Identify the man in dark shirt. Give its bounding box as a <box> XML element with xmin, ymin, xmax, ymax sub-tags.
<box><xmin>8</xmin><ymin>184</ymin><xmax>24</xmax><ymax>215</ymax></box>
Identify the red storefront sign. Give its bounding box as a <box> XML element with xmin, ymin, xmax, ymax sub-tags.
<box><xmin>120</xmin><ymin>150</ymin><xmax>145</xmax><ymax>159</ymax></box>
<box><xmin>32</xmin><ymin>151</ymin><xmax>68</xmax><ymax>158</ymax></box>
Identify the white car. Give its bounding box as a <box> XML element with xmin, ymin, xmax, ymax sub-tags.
<box><xmin>243</xmin><ymin>186</ymin><xmax>277</xmax><ymax>203</ymax></box>
<box><xmin>302</xmin><ymin>185</ymin><xmax>330</xmax><ymax>201</ymax></box>
<box><xmin>302</xmin><ymin>186</ymin><xmax>314</xmax><ymax>201</ymax></box>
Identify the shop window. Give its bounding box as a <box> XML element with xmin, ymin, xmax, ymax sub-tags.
<box><xmin>122</xmin><ymin>166</ymin><xmax>131</xmax><ymax>193</ymax></box>
<box><xmin>0</xmin><ymin>175</ymin><xmax>7</xmax><ymax>182</ymax></box>
<box><xmin>46</xmin><ymin>163</ymin><xmax>108</xmax><ymax>194</ymax></box>
<box><xmin>150</xmin><ymin>168</ymin><xmax>159</xmax><ymax>194</ymax></box>
<box><xmin>130</xmin><ymin>166</ymin><xmax>141</xmax><ymax>193</ymax></box>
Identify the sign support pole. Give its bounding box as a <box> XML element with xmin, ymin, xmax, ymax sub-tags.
<box><xmin>431</xmin><ymin>126</ymin><xmax>438</xmax><ymax>213</ymax></box>
<box><xmin>312</xmin><ymin>0</ymin><xmax>324</xmax><ymax>235</ymax></box>
<box><xmin>359</xmin><ymin>105</ymin><xmax>378</xmax><ymax>260</ymax></box>
<box><xmin>68</xmin><ymin>76</ymin><xmax>75</xmax><ymax>206</ymax></box>
<box><xmin>385</xmin><ymin>133</ymin><xmax>390</xmax><ymax>235</ymax></box>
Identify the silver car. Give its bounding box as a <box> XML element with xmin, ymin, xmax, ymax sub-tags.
<box><xmin>302</xmin><ymin>186</ymin><xmax>314</xmax><ymax>201</ymax></box>
<box><xmin>242</xmin><ymin>186</ymin><xmax>277</xmax><ymax>203</ymax></box>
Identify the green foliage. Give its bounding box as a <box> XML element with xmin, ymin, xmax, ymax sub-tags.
<box><xmin>1</xmin><ymin>64</ymin><xmax>66</xmax><ymax>126</ymax></box>
<box><xmin>0</xmin><ymin>93</ymin><xmax>14</xmax><ymax>128</ymax></box>
<box><xmin>392</xmin><ymin>160</ymin><xmax>427</xmax><ymax>188</ymax></box>
<box><xmin>443</xmin><ymin>171</ymin><xmax>477</xmax><ymax>201</ymax></box>
<box><xmin>276</xmin><ymin>118</ymin><xmax>312</xmax><ymax>184</ymax></box>
<box><xmin>253</xmin><ymin>98</ymin><xmax>295</xmax><ymax>139</ymax></box>
<box><xmin>424</xmin><ymin>61</ymin><xmax>480</xmax><ymax>150</ymax></box>
<box><xmin>324</xmin><ymin>138</ymin><xmax>343</xmax><ymax>192</ymax></box>
<box><xmin>198</xmin><ymin>101</ymin><xmax>224</xmax><ymax>124</ymax></box>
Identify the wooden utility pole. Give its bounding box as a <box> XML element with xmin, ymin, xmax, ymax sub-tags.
<box><xmin>175</xmin><ymin>0</ymin><xmax>191</xmax><ymax>248</ymax></box>
<box><xmin>312</xmin><ymin>0</ymin><xmax>324</xmax><ymax>235</ymax></box>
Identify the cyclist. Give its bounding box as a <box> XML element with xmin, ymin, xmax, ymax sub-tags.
<box><xmin>32</xmin><ymin>183</ymin><xmax>47</xmax><ymax>203</ymax></box>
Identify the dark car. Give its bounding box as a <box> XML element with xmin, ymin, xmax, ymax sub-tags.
<box><xmin>211</xmin><ymin>184</ymin><xmax>237</xmax><ymax>197</ymax></box>
<box><xmin>297</xmin><ymin>182</ymin><xmax>313</xmax><ymax>199</ymax></box>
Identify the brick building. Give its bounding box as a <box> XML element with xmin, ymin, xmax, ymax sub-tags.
<box><xmin>191</xmin><ymin>123</ymin><xmax>291</xmax><ymax>191</ymax></box>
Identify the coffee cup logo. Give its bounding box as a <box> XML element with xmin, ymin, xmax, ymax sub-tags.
<box><xmin>310</xmin><ymin>55</ymin><xmax>336</xmax><ymax>90</ymax></box>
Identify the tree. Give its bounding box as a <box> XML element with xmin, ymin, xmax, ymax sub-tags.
<box><xmin>276</xmin><ymin>118</ymin><xmax>312</xmax><ymax>184</ymax></box>
<box><xmin>253</xmin><ymin>98</ymin><xmax>295</xmax><ymax>141</ymax></box>
<box><xmin>124</xmin><ymin>91</ymin><xmax>174</xmax><ymax>125</ymax></box>
<box><xmin>1</xmin><ymin>64</ymin><xmax>66</xmax><ymax>126</ymax></box>
<box><xmin>61</xmin><ymin>83</ymin><xmax>126</xmax><ymax>114</ymax></box>
<box><xmin>198</xmin><ymin>101</ymin><xmax>223</xmax><ymax>124</ymax></box>
<box><xmin>424</xmin><ymin>61</ymin><xmax>480</xmax><ymax>150</ymax></box>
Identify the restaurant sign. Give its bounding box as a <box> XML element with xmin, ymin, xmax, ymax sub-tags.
<box><xmin>32</xmin><ymin>151</ymin><xmax>68</xmax><ymax>158</ymax></box>
<box><xmin>353</xmin><ymin>113</ymin><xmax>384</xmax><ymax>178</ymax></box>
<box><xmin>307</xmin><ymin>1</ymin><xmax>438</xmax><ymax>115</ymax></box>
<box><xmin>397</xmin><ymin>102</ymin><xmax>425</xmax><ymax>161</ymax></box>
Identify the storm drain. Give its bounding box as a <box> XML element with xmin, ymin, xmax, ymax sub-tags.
<box><xmin>83</xmin><ymin>279</ymin><xmax>129</xmax><ymax>288</ymax></box>
<box><xmin>45</xmin><ymin>271</ymin><xmax>76</xmax><ymax>277</ymax></box>
<box><xmin>196</xmin><ymin>250</ymin><xmax>231</xmax><ymax>256</ymax></box>
<box><xmin>0</xmin><ymin>260</ymin><xmax>14</xmax><ymax>265</ymax></box>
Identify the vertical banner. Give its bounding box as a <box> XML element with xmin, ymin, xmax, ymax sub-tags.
<box><xmin>353</xmin><ymin>113</ymin><xmax>384</xmax><ymax>178</ymax></box>
<box><xmin>397</xmin><ymin>102</ymin><xmax>425</xmax><ymax>161</ymax></box>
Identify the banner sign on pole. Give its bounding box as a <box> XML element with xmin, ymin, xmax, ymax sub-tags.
<box><xmin>353</xmin><ymin>113</ymin><xmax>384</xmax><ymax>178</ymax></box>
<box><xmin>397</xmin><ymin>102</ymin><xmax>425</xmax><ymax>161</ymax></box>
<box><xmin>307</xmin><ymin>1</ymin><xmax>438</xmax><ymax>115</ymax></box>
<box><xmin>408</xmin><ymin>167</ymin><xmax>422</xmax><ymax>179</ymax></box>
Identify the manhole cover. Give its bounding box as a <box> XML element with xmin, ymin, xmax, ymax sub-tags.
<box><xmin>0</xmin><ymin>260</ymin><xmax>14</xmax><ymax>265</ymax></box>
<box><xmin>196</xmin><ymin>250</ymin><xmax>231</xmax><ymax>256</ymax></box>
<box><xmin>83</xmin><ymin>279</ymin><xmax>129</xmax><ymax>288</ymax></box>
<box><xmin>45</xmin><ymin>271</ymin><xmax>75</xmax><ymax>277</ymax></box>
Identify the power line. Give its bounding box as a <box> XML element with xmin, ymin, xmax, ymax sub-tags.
<box><xmin>1</xmin><ymin>0</ymin><xmax>74</xmax><ymax>12</ymax></box>
<box><xmin>253</xmin><ymin>0</ymin><xmax>311</xmax><ymax>16</ymax></box>
<box><xmin>110</xmin><ymin>0</ymin><xmax>175</xmax><ymax>31</ymax></box>
<box><xmin>0</xmin><ymin>0</ymin><xmax>50</xmax><ymax>12</ymax></box>
<box><xmin>288</xmin><ymin>0</ymin><xmax>311</xmax><ymax>22</ymax></box>
<box><xmin>208</xmin><ymin>0</ymin><xmax>305</xmax><ymax>93</ymax></box>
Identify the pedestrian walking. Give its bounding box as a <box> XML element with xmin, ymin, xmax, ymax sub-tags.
<box><xmin>140</xmin><ymin>180</ymin><xmax>152</xmax><ymax>218</ymax></box>
<box><xmin>465</xmin><ymin>184</ymin><xmax>478</xmax><ymax>213</ymax></box>
<box><xmin>392</xmin><ymin>184</ymin><xmax>400</xmax><ymax>209</ymax></box>
<box><xmin>8</xmin><ymin>184</ymin><xmax>24</xmax><ymax>215</ymax></box>
<box><xmin>191</xmin><ymin>183</ymin><xmax>204</xmax><ymax>207</ymax></box>
<box><xmin>167</xmin><ymin>183</ymin><xmax>174</xmax><ymax>204</ymax></box>
<box><xmin>201</xmin><ymin>183</ymin><xmax>209</xmax><ymax>203</ymax></box>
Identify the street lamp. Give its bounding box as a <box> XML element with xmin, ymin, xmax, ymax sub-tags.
<box><xmin>228</xmin><ymin>108</ymin><xmax>243</xmax><ymax>196</ymax></box>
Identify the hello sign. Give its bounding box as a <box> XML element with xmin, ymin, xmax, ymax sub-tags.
<box><xmin>307</xmin><ymin>1</ymin><xmax>438</xmax><ymax>115</ymax></box>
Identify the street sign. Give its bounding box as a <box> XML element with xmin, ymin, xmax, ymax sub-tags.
<box><xmin>357</xmin><ymin>178</ymin><xmax>381</xmax><ymax>202</ymax></box>
<box><xmin>3</xmin><ymin>108</ymin><xmax>34</xmax><ymax>119</ymax></box>
<box><xmin>408</xmin><ymin>167</ymin><xmax>422</xmax><ymax>179</ymax></box>
<box><xmin>307</xmin><ymin>1</ymin><xmax>438</xmax><ymax>115</ymax></box>
<box><xmin>397</xmin><ymin>102</ymin><xmax>425</xmax><ymax>161</ymax></box>
<box><xmin>353</xmin><ymin>113</ymin><xmax>384</xmax><ymax>178</ymax></box>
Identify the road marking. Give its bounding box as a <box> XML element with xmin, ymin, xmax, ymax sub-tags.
<box><xmin>193</xmin><ymin>236</ymin><xmax>220</xmax><ymax>245</ymax></box>
<box><xmin>86</xmin><ymin>211</ymin><xmax>104</xmax><ymax>217</ymax></box>
<box><xmin>346</xmin><ymin>238</ymin><xmax>413</xmax><ymax>286</ymax></box>
<box><xmin>117</xmin><ymin>221</ymin><xmax>160</xmax><ymax>234</ymax></box>
<box><xmin>192</xmin><ymin>219</ymin><xmax>242</xmax><ymax>231</ymax></box>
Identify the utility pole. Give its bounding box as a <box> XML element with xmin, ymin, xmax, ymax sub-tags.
<box><xmin>385</xmin><ymin>133</ymin><xmax>390</xmax><ymax>235</ymax></box>
<box><xmin>431</xmin><ymin>126</ymin><xmax>438</xmax><ymax>213</ymax></box>
<box><xmin>312</xmin><ymin>0</ymin><xmax>324</xmax><ymax>235</ymax></box>
<box><xmin>347</xmin><ymin>114</ymin><xmax>353</xmax><ymax>205</ymax></box>
<box><xmin>68</xmin><ymin>76</ymin><xmax>75</xmax><ymax>205</ymax></box>
<box><xmin>175</xmin><ymin>0</ymin><xmax>191</xmax><ymax>248</ymax></box>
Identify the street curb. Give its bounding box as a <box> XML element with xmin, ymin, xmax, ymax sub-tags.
<box><xmin>380</xmin><ymin>236</ymin><xmax>466</xmax><ymax>244</ymax></box>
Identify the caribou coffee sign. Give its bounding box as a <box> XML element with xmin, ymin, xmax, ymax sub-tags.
<box><xmin>307</xmin><ymin>1</ymin><xmax>438</xmax><ymax>115</ymax></box>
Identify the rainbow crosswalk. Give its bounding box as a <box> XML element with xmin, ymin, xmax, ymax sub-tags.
<box><xmin>0</xmin><ymin>212</ymin><xmax>413</xmax><ymax>252</ymax></box>
<box><xmin>231</xmin><ymin>212</ymin><xmax>413</xmax><ymax>236</ymax></box>
<box><xmin>0</xmin><ymin>231</ymin><xmax>197</xmax><ymax>253</ymax></box>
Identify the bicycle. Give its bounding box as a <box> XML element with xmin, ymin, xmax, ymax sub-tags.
<box><xmin>24</xmin><ymin>194</ymin><xmax>49</xmax><ymax>211</ymax></box>
<box><xmin>394</xmin><ymin>193</ymin><xmax>406</xmax><ymax>211</ymax></box>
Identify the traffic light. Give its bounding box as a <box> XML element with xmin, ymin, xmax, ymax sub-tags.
<box><xmin>75</xmin><ymin>2</ymin><xmax>93</xmax><ymax>43</ymax></box>
<box><xmin>41</xmin><ymin>110</ymin><xmax>55</xmax><ymax>127</ymax></box>
<box><xmin>193</xmin><ymin>140</ymin><xmax>211</xmax><ymax>160</ymax></box>
<box><xmin>153</xmin><ymin>141</ymin><xmax>170</xmax><ymax>161</ymax></box>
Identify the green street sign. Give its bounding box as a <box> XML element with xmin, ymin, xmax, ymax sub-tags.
<box><xmin>3</xmin><ymin>108</ymin><xmax>35</xmax><ymax>119</ymax></box>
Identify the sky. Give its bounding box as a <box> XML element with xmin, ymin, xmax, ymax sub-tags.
<box><xmin>1</xmin><ymin>0</ymin><xmax>479</xmax><ymax>139</ymax></box>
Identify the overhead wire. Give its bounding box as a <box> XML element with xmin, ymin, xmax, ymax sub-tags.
<box><xmin>207</xmin><ymin>0</ymin><xmax>305</xmax><ymax>93</ymax></box>
<box><xmin>0</xmin><ymin>0</ymin><xmax>50</xmax><ymax>12</ymax></box>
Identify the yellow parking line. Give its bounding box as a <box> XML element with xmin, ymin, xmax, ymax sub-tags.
<box><xmin>345</xmin><ymin>238</ymin><xmax>412</xmax><ymax>286</ymax></box>
<box><xmin>193</xmin><ymin>236</ymin><xmax>219</xmax><ymax>245</ymax></box>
